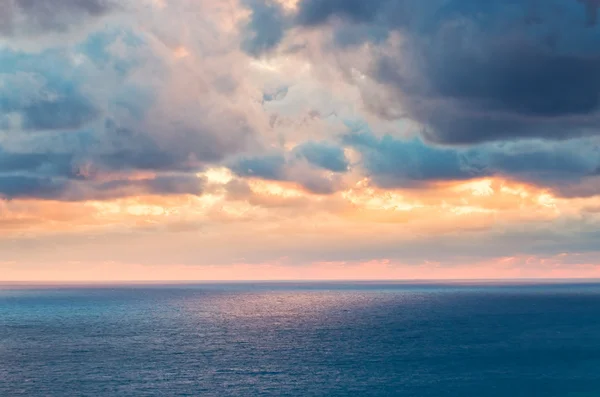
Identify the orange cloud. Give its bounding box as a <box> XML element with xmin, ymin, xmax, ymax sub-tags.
<box><xmin>0</xmin><ymin>175</ymin><xmax>594</xmax><ymax>238</ymax></box>
<box><xmin>1</xmin><ymin>173</ymin><xmax>599</xmax><ymax>282</ymax></box>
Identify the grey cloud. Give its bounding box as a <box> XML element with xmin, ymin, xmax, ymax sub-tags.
<box><xmin>228</xmin><ymin>154</ymin><xmax>287</xmax><ymax>181</ymax></box>
<box><xmin>241</xmin><ymin>0</ymin><xmax>287</xmax><ymax>56</ymax></box>
<box><xmin>89</xmin><ymin>175</ymin><xmax>205</xmax><ymax>200</ymax></box>
<box><xmin>262</xmin><ymin>86</ymin><xmax>289</xmax><ymax>103</ymax></box>
<box><xmin>0</xmin><ymin>32</ymin><xmax>255</xmax><ymax>201</ymax></box>
<box><xmin>0</xmin><ymin>150</ymin><xmax>76</xmax><ymax>177</ymax></box>
<box><xmin>343</xmin><ymin>132</ymin><xmax>483</xmax><ymax>188</ymax></box>
<box><xmin>0</xmin><ymin>175</ymin><xmax>68</xmax><ymax>200</ymax></box>
<box><xmin>0</xmin><ymin>58</ymin><xmax>101</xmax><ymax>132</ymax></box>
<box><xmin>0</xmin><ymin>173</ymin><xmax>205</xmax><ymax>201</ymax></box>
<box><xmin>228</xmin><ymin>146</ymin><xmax>347</xmax><ymax>195</ymax></box>
<box><xmin>375</xmin><ymin>39</ymin><xmax>600</xmax><ymax>144</ymax></box>
<box><xmin>225</xmin><ymin>178</ymin><xmax>253</xmax><ymax>200</ymax></box>
<box><xmin>251</xmin><ymin>0</ymin><xmax>600</xmax><ymax>144</ymax></box>
<box><xmin>0</xmin><ymin>141</ymin><xmax>207</xmax><ymax>200</ymax></box>
<box><xmin>99</xmin><ymin>111</ymin><xmax>244</xmax><ymax>174</ymax></box>
<box><xmin>292</xmin><ymin>141</ymin><xmax>349</xmax><ymax>173</ymax></box>
<box><xmin>1</xmin><ymin>0</ymin><xmax>117</xmax><ymax>37</ymax></box>
<box><xmin>296</xmin><ymin>0</ymin><xmax>389</xmax><ymax>26</ymax></box>
<box><xmin>343</xmin><ymin>131</ymin><xmax>600</xmax><ymax>195</ymax></box>
<box><xmin>14</xmin><ymin>95</ymin><xmax>99</xmax><ymax>131</ymax></box>
<box><xmin>292</xmin><ymin>173</ymin><xmax>340</xmax><ymax>195</ymax></box>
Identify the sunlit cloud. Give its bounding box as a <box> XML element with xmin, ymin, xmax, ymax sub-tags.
<box><xmin>2</xmin><ymin>0</ymin><xmax>600</xmax><ymax>280</ymax></box>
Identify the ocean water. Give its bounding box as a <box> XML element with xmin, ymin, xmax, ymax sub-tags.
<box><xmin>2</xmin><ymin>282</ymin><xmax>600</xmax><ymax>396</ymax></box>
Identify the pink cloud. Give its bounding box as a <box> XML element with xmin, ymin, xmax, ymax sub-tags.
<box><xmin>3</xmin><ymin>254</ymin><xmax>600</xmax><ymax>282</ymax></box>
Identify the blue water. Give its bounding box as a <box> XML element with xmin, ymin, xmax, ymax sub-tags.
<box><xmin>2</xmin><ymin>282</ymin><xmax>600</xmax><ymax>396</ymax></box>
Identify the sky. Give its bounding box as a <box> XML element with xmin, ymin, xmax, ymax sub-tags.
<box><xmin>2</xmin><ymin>0</ymin><xmax>600</xmax><ymax>281</ymax></box>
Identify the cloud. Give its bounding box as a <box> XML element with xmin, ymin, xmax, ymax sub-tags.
<box><xmin>85</xmin><ymin>175</ymin><xmax>205</xmax><ymax>200</ymax></box>
<box><xmin>0</xmin><ymin>148</ymin><xmax>75</xmax><ymax>177</ymax></box>
<box><xmin>344</xmin><ymin>130</ymin><xmax>600</xmax><ymax>195</ymax></box>
<box><xmin>296</xmin><ymin>0</ymin><xmax>390</xmax><ymax>26</ymax></box>
<box><xmin>230</xmin><ymin>154</ymin><xmax>287</xmax><ymax>180</ymax></box>
<box><xmin>292</xmin><ymin>141</ymin><xmax>349</xmax><ymax>172</ymax></box>
<box><xmin>0</xmin><ymin>173</ymin><xmax>204</xmax><ymax>201</ymax></box>
<box><xmin>0</xmin><ymin>0</ymin><xmax>117</xmax><ymax>38</ymax></box>
<box><xmin>228</xmin><ymin>142</ymin><xmax>349</xmax><ymax>194</ymax></box>
<box><xmin>0</xmin><ymin>4</ymin><xmax>266</xmax><ymax>201</ymax></box>
<box><xmin>374</xmin><ymin>37</ymin><xmax>600</xmax><ymax>144</ymax></box>
<box><xmin>343</xmin><ymin>132</ymin><xmax>477</xmax><ymax>187</ymax></box>
<box><xmin>241</xmin><ymin>0</ymin><xmax>287</xmax><ymax>56</ymax></box>
<box><xmin>0</xmin><ymin>51</ymin><xmax>100</xmax><ymax>131</ymax></box>
<box><xmin>249</xmin><ymin>0</ymin><xmax>600</xmax><ymax>144</ymax></box>
<box><xmin>4</xmin><ymin>0</ymin><xmax>600</xmax><ymax>276</ymax></box>
<box><xmin>0</xmin><ymin>175</ymin><xmax>68</xmax><ymax>200</ymax></box>
<box><xmin>228</xmin><ymin>152</ymin><xmax>339</xmax><ymax>194</ymax></box>
<box><xmin>4</xmin><ymin>0</ymin><xmax>600</xmax><ymax>203</ymax></box>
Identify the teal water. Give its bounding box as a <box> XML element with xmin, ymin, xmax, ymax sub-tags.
<box><xmin>2</xmin><ymin>282</ymin><xmax>600</xmax><ymax>396</ymax></box>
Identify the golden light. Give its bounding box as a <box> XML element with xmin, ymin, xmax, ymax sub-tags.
<box><xmin>455</xmin><ymin>179</ymin><xmax>495</xmax><ymax>197</ymax></box>
<box><xmin>202</xmin><ymin>167</ymin><xmax>234</xmax><ymax>185</ymax></box>
<box><xmin>173</xmin><ymin>46</ymin><xmax>190</xmax><ymax>59</ymax></box>
<box><xmin>248</xmin><ymin>180</ymin><xmax>306</xmax><ymax>198</ymax></box>
<box><xmin>342</xmin><ymin>186</ymin><xmax>419</xmax><ymax>212</ymax></box>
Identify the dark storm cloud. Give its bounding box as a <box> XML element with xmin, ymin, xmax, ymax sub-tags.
<box><xmin>374</xmin><ymin>36</ymin><xmax>600</xmax><ymax>144</ymax></box>
<box><xmin>248</xmin><ymin>0</ymin><xmax>600</xmax><ymax>144</ymax></box>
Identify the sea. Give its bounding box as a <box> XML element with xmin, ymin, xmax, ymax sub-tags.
<box><xmin>2</xmin><ymin>282</ymin><xmax>600</xmax><ymax>396</ymax></box>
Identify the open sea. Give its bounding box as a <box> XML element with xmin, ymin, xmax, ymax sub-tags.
<box><xmin>2</xmin><ymin>282</ymin><xmax>600</xmax><ymax>396</ymax></box>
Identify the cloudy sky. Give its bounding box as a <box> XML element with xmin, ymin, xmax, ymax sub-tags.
<box><xmin>2</xmin><ymin>0</ymin><xmax>600</xmax><ymax>281</ymax></box>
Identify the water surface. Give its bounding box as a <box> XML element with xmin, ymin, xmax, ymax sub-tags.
<box><xmin>1</xmin><ymin>282</ymin><xmax>600</xmax><ymax>396</ymax></box>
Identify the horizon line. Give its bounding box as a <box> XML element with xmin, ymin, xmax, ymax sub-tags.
<box><xmin>3</xmin><ymin>278</ymin><xmax>600</xmax><ymax>286</ymax></box>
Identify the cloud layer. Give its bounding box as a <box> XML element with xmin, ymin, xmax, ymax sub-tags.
<box><xmin>3</xmin><ymin>0</ymin><xmax>600</xmax><ymax>278</ymax></box>
<box><xmin>250</xmin><ymin>0</ymin><xmax>600</xmax><ymax>143</ymax></box>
